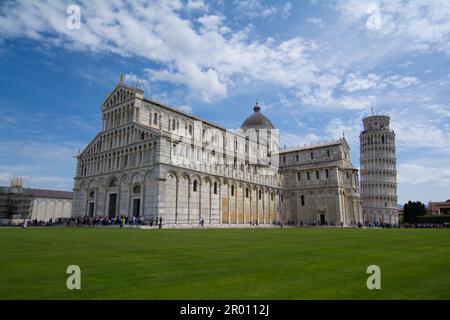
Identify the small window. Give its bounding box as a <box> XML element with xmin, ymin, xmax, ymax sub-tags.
<box><xmin>193</xmin><ymin>180</ymin><xmax>198</xmax><ymax>192</ymax></box>
<box><xmin>306</xmin><ymin>172</ymin><xmax>310</xmax><ymax>180</ymax></box>
<box><xmin>296</xmin><ymin>154</ymin><xmax>299</xmax><ymax>161</ymax></box>
<box><xmin>189</xmin><ymin>125</ymin><xmax>193</xmax><ymax>135</ymax></box>
<box><xmin>133</xmin><ymin>185</ymin><xmax>141</xmax><ymax>194</ymax></box>
<box><xmin>245</xmin><ymin>188</ymin><xmax>249</xmax><ymax>198</ymax></box>
<box><xmin>258</xmin><ymin>190</ymin><xmax>262</xmax><ymax>200</ymax></box>
<box><xmin>89</xmin><ymin>191</ymin><xmax>95</xmax><ymax>199</ymax></box>
<box><xmin>283</xmin><ymin>156</ymin><xmax>286</xmax><ymax>163</ymax></box>
<box><xmin>316</xmin><ymin>170</ymin><xmax>319</xmax><ymax>180</ymax></box>
<box><xmin>231</xmin><ymin>185</ymin><xmax>235</xmax><ymax>197</ymax></box>
<box><xmin>301</xmin><ymin>195</ymin><xmax>305</xmax><ymax>206</ymax></box>
<box><xmin>327</xmin><ymin>149</ymin><xmax>331</xmax><ymax>157</ymax></box>
<box><xmin>310</xmin><ymin>152</ymin><xmax>314</xmax><ymax>160</ymax></box>
<box><xmin>141</xmin><ymin>132</ymin><xmax>145</xmax><ymax>140</ymax></box>
<box><xmin>172</xmin><ymin>119</ymin><xmax>176</xmax><ymax>131</ymax></box>
<box><xmin>271</xmin><ymin>193</ymin><xmax>274</xmax><ymax>201</ymax></box>
<box><xmin>153</xmin><ymin>113</ymin><xmax>158</xmax><ymax>125</ymax></box>
<box><xmin>214</xmin><ymin>182</ymin><xmax>218</xmax><ymax>194</ymax></box>
<box><xmin>325</xmin><ymin>169</ymin><xmax>329</xmax><ymax>179</ymax></box>
<box><xmin>297</xmin><ymin>172</ymin><xmax>301</xmax><ymax>181</ymax></box>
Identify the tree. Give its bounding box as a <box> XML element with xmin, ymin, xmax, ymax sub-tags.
<box><xmin>403</xmin><ymin>201</ymin><xmax>427</xmax><ymax>223</ymax></box>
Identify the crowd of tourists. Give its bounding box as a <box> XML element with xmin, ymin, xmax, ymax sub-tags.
<box><xmin>1</xmin><ymin>217</ymin><xmax>448</xmax><ymax>228</ymax></box>
<box><xmin>402</xmin><ymin>222</ymin><xmax>450</xmax><ymax>229</ymax></box>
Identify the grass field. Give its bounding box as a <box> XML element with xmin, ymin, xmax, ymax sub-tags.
<box><xmin>1</xmin><ymin>227</ymin><xmax>449</xmax><ymax>299</ymax></box>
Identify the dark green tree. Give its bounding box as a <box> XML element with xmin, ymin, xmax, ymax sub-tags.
<box><xmin>403</xmin><ymin>201</ymin><xmax>427</xmax><ymax>223</ymax></box>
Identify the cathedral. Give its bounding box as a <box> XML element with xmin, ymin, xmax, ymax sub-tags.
<box><xmin>72</xmin><ymin>76</ymin><xmax>364</xmax><ymax>227</ymax></box>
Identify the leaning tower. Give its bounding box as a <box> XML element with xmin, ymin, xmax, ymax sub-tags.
<box><xmin>360</xmin><ymin>114</ymin><xmax>398</xmax><ymax>224</ymax></box>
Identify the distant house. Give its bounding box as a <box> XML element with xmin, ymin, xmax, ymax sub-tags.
<box><xmin>0</xmin><ymin>178</ymin><xmax>72</xmax><ymax>223</ymax></box>
<box><xmin>428</xmin><ymin>200</ymin><xmax>450</xmax><ymax>216</ymax></box>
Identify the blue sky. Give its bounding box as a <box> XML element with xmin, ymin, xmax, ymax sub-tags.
<box><xmin>1</xmin><ymin>0</ymin><xmax>450</xmax><ymax>204</ymax></box>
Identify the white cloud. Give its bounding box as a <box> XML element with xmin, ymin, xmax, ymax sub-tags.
<box><xmin>233</xmin><ymin>0</ymin><xmax>293</xmax><ymax>19</ymax></box>
<box><xmin>343</xmin><ymin>73</ymin><xmax>381</xmax><ymax>92</ymax></box>
<box><xmin>335</xmin><ymin>0</ymin><xmax>450</xmax><ymax>56</ymax></box>
<box><xmin>306</xmin><ymin>17</ymin><xmax>325</xmax><ymax>28</ymax></box>
<box><xmin>398</xmin><ymin>163</ymin><xmax>450</xmax><ymax>187</ymax></box>
<box><xmin>198</xmin><ymin>15</ymin><xmax>224</xmax><ymax>31</ymax></box>
<box><xmin>280</xmin><ymin>132</ymin><xmax>323</xmax><ymax>149</ymax></box>
<box><xmin>0</xmin><ymin>141</ymin><xmax>82</xmax><ymax>190</ymax></box>
<box><xmin>0</xmin><ymin>1</ymin><xmax>327</xmax><ymax>102</ymax></box>
<box><xmin>186</xmin><ymin>0</ymin><xmax>207</xmax><ymax>11</ymax></box>
<box><xmin>384</xmin><ymin>75</ymin><xmax>418</xmax><ymax>89</ymax></box>
<box><xmin>176</xmin><ymin>105</ymin><xmax>193</xmax><ymax>114</ymax></box>
<box><xmin>282</xmin><ymin>2</ymin><xmax>292</xmax><ymax>19</ymax></box>
<box><xmin>391</xmin><ymin>108</ymin><xmax>450</xmax><ymax>151</ymax></box>
<box><xmin>343</xmin><ymin>73</ymin><xmax>417</xmax><ymax>92</ymax></box>
<box><xmin>424</xmin><ymin>104</ymin><xmax>450</xmax><ymax>118</ymax></box>
<box><xmin>0</xmin><ymin>141</ymin><xmax>81</xmax><ymax>161</ymax></box>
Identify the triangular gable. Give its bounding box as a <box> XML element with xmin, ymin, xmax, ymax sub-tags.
<box><xmin>102</xmin><ymin>82</ymin><xmax>144</xmax><ymax>108</ymax></box>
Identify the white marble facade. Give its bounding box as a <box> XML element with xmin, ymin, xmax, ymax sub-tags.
<box><xmin>72</xmin><ymin>77</ymin><xmax>364</xmax><ymax>226</ymax></box>
<box><xmin>360</xmin><ymin>115</ymin><xmax>398</xmax><ymax>224</ymax></box>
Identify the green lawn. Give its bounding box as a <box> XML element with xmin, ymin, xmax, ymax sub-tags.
<box><xmin>1</xmin><ymin>227</ymin><xmax>449</xmax><ymax>299</ymax></box>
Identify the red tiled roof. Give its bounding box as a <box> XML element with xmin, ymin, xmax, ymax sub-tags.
<box><xmin>25</xmin><ymin>188</ymin><xmax>73</xmax><ymax>199</ymax></box>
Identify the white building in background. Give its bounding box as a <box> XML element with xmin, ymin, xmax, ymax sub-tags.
<box><xmin>279</xmin><ymin>140</ymin><xmax>363</xmax><ymax>226</ymax></box>
<box><xmin>360</xmin><ymin>114</ymin><xmax>398</xmax><ymax>224</ymax></box>
<box><xmin>72</xmin><ymin>76</ymin><xmax>364</xmax><ymax>227</ymax></box>
<box><xmin>0</xmin><ymin>178</ymin><xmax>72</xmax><ymax>223</ymax></box>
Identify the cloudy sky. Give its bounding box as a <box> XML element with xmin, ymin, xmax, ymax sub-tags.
<box><xmin>0</xmin><ymin>0</ymin><xmax>449</xmax><ymax>204</ymax></box>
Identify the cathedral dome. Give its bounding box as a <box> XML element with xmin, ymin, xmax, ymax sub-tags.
<box><xmin>240</xmin><ymin>103</ymin><xmax>275</xmax><ymax>130</ymax></box>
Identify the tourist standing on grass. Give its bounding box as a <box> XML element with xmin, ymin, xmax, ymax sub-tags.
<box><xmin>159</xmin><ymin>217</ymin><xmax>162</xmax><ymax>229</ymax></box>
<box><xmin>121</xmin><ymin>216</ymin><xmax>126</xmax><ymax>228</ymax></box>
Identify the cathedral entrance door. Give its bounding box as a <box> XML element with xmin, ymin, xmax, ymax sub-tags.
<box><xmin>108</xmin><ymin>193</ymin><xmax>117</xmax><ymax>218</ymax></box>
<box><xmin>132</xmin><ymin>198</ymin><xmax>140</xmax><ymax>217</ymax></box>
<box><xmin>320</xmin><ymin>214</ymin><xmax>326</xmax><ymax>226</ymax></box>
<box><xmin>88</xmin><ymin>202</ymin><xmax>95</xmax><ymax>217</ymax></box>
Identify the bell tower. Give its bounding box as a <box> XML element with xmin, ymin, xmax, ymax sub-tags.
<box><xmin>360</xmin><ymin>113</ymin><xmax>398</xmax><ymax>224</ymax></box>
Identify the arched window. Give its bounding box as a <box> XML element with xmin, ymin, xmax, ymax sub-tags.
<box><xmin>89</xmin><ymin>190</ymin><xmax>95</xmax><ymax>199</ymax></box>
<box><xmin>141</xmin><ymin>132</ymin><xmax>145</xmax><ymax>140</ymax></box>
<box><xmin>193</xmin><ymin>180</ymin><xmax>198</xmax><ymax>192</ymax></box>
<box><xmin>133</xmin><ymin>185</ymin><xmax>141</xmax><ymax>195</ymax></box>
<box><xmin>245</xmin><ymin>188</ymin><xmax>249</xmax><ymax>198</ymax></box>
<box><xmin>301</xmin><ymin>195</ymin><xmax>305</xmax><ymax>206</ymax></box>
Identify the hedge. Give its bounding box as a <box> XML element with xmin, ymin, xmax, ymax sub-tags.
<box><xmin>416</xmin><ymin>215</ymin><xmax>450</xmax><ymax>224</ymax></box>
